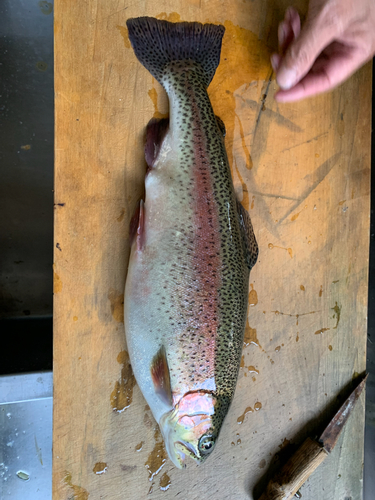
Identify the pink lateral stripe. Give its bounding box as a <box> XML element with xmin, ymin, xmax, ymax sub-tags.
<box><xmin>189</xmin><ymin>95</ymin><xmax>222</xmax><ymax>382</ymax></box>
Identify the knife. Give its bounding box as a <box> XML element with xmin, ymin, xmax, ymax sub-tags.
<box><xmin>259</xmin><ymin>373</ymin><xmax>368</xmax><ymax>500</ymax></box>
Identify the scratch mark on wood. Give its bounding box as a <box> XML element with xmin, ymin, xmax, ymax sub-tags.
<box><xmin>269</xmin><ymin>310</ymin><xmax>318</xmax><ymax>326</ymax></box>
<box><xmin>237</xmin><ymin>95</ymin><xmax>303</xmax><ymax>134</ymax></box>
<box><xmin>281</xmin><ymin>132</ymin><xmax>328</xmax><ymax>152</ymax></box>
<box><xmin>251</xmin><ymin>190</ymin><xmax>300</xmax><ymax>201</ymax></box>
<box><xmin>278</xmin><ymin>152</ymin><xmax>341</xmax><ymax>224</ymax></box>
<box><xmin>235</xmin><ymin>111</ymin><xmax>253</xmax><ymax>169</ymax></box>
<box><xmin>253</xmin><ymin>71</ymin><xmax>273</xmax><ymax>141</ymax></box>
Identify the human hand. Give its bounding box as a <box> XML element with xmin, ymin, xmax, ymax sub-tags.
<box><xmin>271</xmin><ymin>0</ymin><xmax>375</xmax><ymax>102</ymax></box>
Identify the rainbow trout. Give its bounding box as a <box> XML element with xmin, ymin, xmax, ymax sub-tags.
<box><xmin>124</xmin><ymin>17</ymin><xmax>258</xmax><ymax>468</ymax></box>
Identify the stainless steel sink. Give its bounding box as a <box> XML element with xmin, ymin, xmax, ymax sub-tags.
<box><xmin>0</xmin><ymin>372</ymin><xmax>53</xmax><ymax>499</ymax></box>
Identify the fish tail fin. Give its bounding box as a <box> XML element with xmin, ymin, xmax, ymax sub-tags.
<box><xmin>126</xmin><ymin>17</ymin><xmax>225</xmax><ymax>87</ymax></box>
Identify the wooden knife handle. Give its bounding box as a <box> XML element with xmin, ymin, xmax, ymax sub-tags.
<box><xmin>258</xmin><ymin>437</ymin><xmax>329</xmax><ymax>500</ymax></box>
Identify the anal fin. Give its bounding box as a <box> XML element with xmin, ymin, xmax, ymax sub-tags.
<box><xmin>151</xmin><ymin>345</ymin><xmax>173</xmax><ymax>406</ymax></box>
<box><xmin>236</xmin><ymin>200</ymin><xmax>258</xmax><ymax>270</ymax></box>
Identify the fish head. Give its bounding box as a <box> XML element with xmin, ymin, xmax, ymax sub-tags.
<box><xmin>159</xmin><ymin>391</ymin><xmax>219</xmax><ymax>468</ymax></box>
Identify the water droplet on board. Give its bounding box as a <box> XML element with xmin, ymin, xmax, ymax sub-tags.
<box><xmin>243</xmin><ymin>325</ymin><xmax>261</xmax><ymax>348</ymax></box>
<box><xmin>135</xmin><ymin>442</ymin><xmax>144</xmax><ymax>452</ymax></box>
<box><xmin>249</xmin><ymin>284</ymin><xmax>258</xmax><ymax>306</ymax></box>
<box><xmin>93</xmin><ymin>462</ymin><xmax>107</xmax><ymax>475</ymax></box>
<box><xmin>254</xmin><ymin>402</ymin><xmax>262</xmax><ymax>411</ymax></box>
<box><xmin>110</xmin><ymin>351</ymin><xmax>136</xmax><ymax>412</ymax></box>
<box><xmin>145</xmin><ymin>428</ymin><xmax>167</xmax><ymax>481</ymax></box>
<box><xmin>237</xmin><ymin>407</ymin><xmax>253</xmax><ymax>424</ymax></box>
<box><xmin>315</xmin><ymin>328</ymin><xmax>330</xmax><ymax>335</ymax></box>
<box><xmin>159</xmin><ymin>472</ymin><xmax>171</xmax><ymax>491</ymax></box>
<box><xmin>248</xmin><ymin>366</ymin><xmax>259</xmax><ymax>374</ymax></box>
<box><xmin>16</xmin><ymin>471</ymin><xmax>30</xmax><ymax>481</ymax></box>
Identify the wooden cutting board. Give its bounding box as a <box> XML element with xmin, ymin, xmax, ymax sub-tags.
<box><xmin>53</xmin><ymin>1</ymin><xmax>371</xmax><ymax>499</ymax></box>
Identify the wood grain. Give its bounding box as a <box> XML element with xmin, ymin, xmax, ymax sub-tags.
<box><xmin>53</xmin><ymin>1</ymin><xmax>371</xmax><ymax>499</ymax></box>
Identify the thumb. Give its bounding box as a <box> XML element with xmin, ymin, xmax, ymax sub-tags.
<box><xmin>277</xmin><ymin>13</ymin><xmax>337</xmax><ymax>90</ymax></box>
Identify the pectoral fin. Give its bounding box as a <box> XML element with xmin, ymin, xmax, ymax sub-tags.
<box><xmin>151</xmin><ymin>346</ymin><xmax>173</xmax><ymax>406</ymax></box>
<box><xmin>236</xmin><ymin>200</ymin><xmax>258</xmax><ymax>270</ymax></box>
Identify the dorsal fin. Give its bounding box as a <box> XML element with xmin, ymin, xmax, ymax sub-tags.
<box><xmin>151</xmin><ymin>346</ymin><xmax>172</xmax><ymax>406</ymax></box>
<box><xmin>236</xmin><ymin>200</ymin><xmax>258</xmax><ymax>270</ymax></box>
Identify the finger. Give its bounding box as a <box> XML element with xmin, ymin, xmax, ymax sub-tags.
<box><xmin>276</xmin><ymin>14</ymin><xmax>338</xmax><ymax>90</ymax></box>
<box><xmin>271</xmin><ymin>53</ymin><xmax>281</xmax><ymax>71</ymax></box>
<box><xmin>288</xmin><ymin>7</ymin><xmax>301</xmax><ymax>40</ymax></box>
<box><xmin>275</xmin><ymin>45</ymin><xmax>367</xmax><ymax>102</ymax></box>
<box><xmin>279</xmin><ymin>8</ymin><xmax>300</xmax><ymax>53</ymax></box>
<box><xmin>278</xmin><ymin>21</ymin><xmax>290</xmax><ymax>52</ymax></box>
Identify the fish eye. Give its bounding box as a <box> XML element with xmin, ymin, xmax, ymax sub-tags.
<box><xmin>198</xmin><ymin>434</ymin><xmax>216</xmax><ymax>456</ymax></box>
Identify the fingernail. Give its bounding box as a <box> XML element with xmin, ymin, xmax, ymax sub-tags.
<box><xmin>271</xmin><ymin>53</ymin><xmax>281</xmax><ymax>71</ymax></box>
<box><xmin>277</xmin><ymin>67</ymin><xmax>297</xmax><ymax>90</ymax></box>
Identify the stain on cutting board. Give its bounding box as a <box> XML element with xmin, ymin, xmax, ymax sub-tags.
<box><xmin>108</xmin><ymin>289</ymin><xmax>124</xmax><ymax>323</ymax></box>
<box><xmin>145</xmin><ymin>427</ymin><xmax>167</xmax><ymax>482</ymax></box>
<box><xmin>54</xmin><ymin>271</ymin><xmax>63</xmax><ymax>293</ymax></box>
<box><xmin>63</xmin><ymin>471</ymin><xmax>89</xmax><ymax>500</ymax></box>
<box><xmin>249</xmin><ymin>284</ymin><xmax>258</xmax><ymax>306</ymax></box>
<box><xmin>110</xmin><ymin>350</ymin><xmax>136</xmax><ymax>412</ymax></box>
<box><xmin>93</xmin><ymin>462</ymin><xmax>107</xmax><ymax>474</ymax></box>
<box><xmin>243</xmin><ymin>324</ymin><xmax>261</xmax><ymax>348</ymax></box>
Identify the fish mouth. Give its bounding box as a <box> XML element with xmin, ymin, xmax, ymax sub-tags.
<box><xmin>174</xmin><ymin>441</ymin><xmax>201</xmax><ymax>467</ymax></box>
<box><xmin>160</xmin><ymin>418</ymin><xmax>209</xmax><ymax>469</ymax></box>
